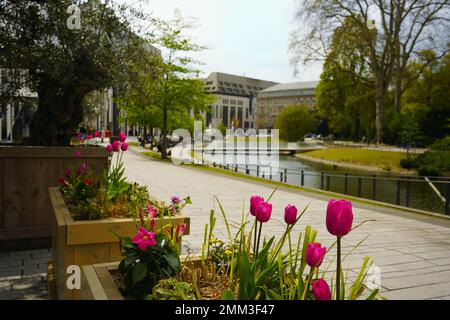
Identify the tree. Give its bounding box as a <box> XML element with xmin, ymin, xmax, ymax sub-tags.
<box><xmin>274</xmin><ymin>105</ymin><xmax>318</xmax><ymax>142</ymax></box>
<box><xmin>290</xmin><ymin>0</ymin><xmax>450</xmax><ymax>144</ymax></box>
<box><xmin>316</xmin><ymin>20</ymin><xmax>376</xmax><ymax>141</ymax></box>
<box><xmin>149</xmin><ymin>14</ymin><xmax>214</xmax><ymax>159</ymax></box>
<box><xmin>0</xmin><ymin>0</ymin><xmax>152</xmax><ymax>145</ymax></box>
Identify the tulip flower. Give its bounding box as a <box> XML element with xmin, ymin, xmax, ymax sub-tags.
<box><xmin>119</xmin><ymin>132</ymin><xmax>127</xmax><ymax>143</ymax></box>
<box><xmin>326</xmin><ymin>199</ymin><xmax>353</xmax><ymax>300</ymax></box>
<box><xmin>121</xmin><ymin>142</ymin><xmax>128</xmax><ymax>152</ymax></box>
<box><xmin>312</xmin><ymin>279</ymin><xmax>331</xmax><ymax>300</ymax></box>
<box><xmin>77</xmin><ymin>163</ymin><xmax>88</xmax><ymax>176</ymax></box>
<box><xmin>112</xmin><ymin>140</ymin><xmax>120</xmax><ymax>152</ymax></box>
<box><xmin>326</xmin><ymin>199</ymin><xmax>353</xmax><ymax>237</ymax></box>
<box><xmin>58</xmin><ymin>177</ymin><xmax>66</xmax><ymax>185</ymax></box>
<box><xmin>254</xmin><ymin>201</ymin><xmax>272</xmax><ymax>259</ymax></box>
<box><xmin>256</xmin><ymin>201</ymin><xmax>272</xmax><ymax>223</ymax></box>
<box><xmin>86</xmin><ymin>135</ymin><xmax>92</xmax><ymax>140</ymax></box>
<box><xmin>94</xmin><ymin>131</ymin><xmax>102</xmax><ymax>138</ymax></box>
<box><xmin>64</xmin><ymin>168</ymin><xmax>72</xmax><ymax>178</ymax></box>
<box><xmin>132</xmin><ymin>227</ymin><xmax>157</xmax><ymax>251</ymax></box>
<box><xmin>147</xmin><ymin>205</ymin><xmax>157</xmax><ymax>219</ymax></box>
<box><xmin>176</xmin><ymin>223</ymin><xmax>187</xmax><ymax>237</ymax></box>
<box><xmin>284</xmin><ymin>204</ymin><xmax>298</xmax><ymax>225</ymax></box>
<box><xmin>106</xmin><ymin>144</ymin><xmax>113</xmax><ymax>153</ymax></box>
<box><xmin>250</xmin><ymin>195</ymin><xmax>264</xmax><ymax>216</ymax></box>
<box><xmin>84</xmin><ymin>178</ymin><xmax>93</xmax><ymax>186</ymax></box>
<box><xmin>74</xmin><ymin>149</ymin><xmax>81</xmax><ymax>158</ymax></box>
<box><xmin>305</xmin><ymin>242</ymin><xmax>326</xmax><ymax>268</ymax></box>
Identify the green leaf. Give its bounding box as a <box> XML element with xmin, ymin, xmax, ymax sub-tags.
<box><xmin>220</xmin><ymin>289</ymin><xmax>235</xmax><ymax>300</ymax></box>
<box><xmin>132</xmin><ymin>262</ymin><xmax>148</xmax><ymax>284</ymax></box>
<box><xmin>164</xmin><ymin>254</ymin><xmax>180</xmax><ymax>271</ymax></box>
<box><xmin>366</xmin><ymin>289</ymin><xmax>379</xmax><ymax>300</ymax></box>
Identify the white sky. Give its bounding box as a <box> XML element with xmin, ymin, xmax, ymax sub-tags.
<box><xmin>142</xmin><ymin>0</ymin><xmax>323</xmax><ymax>83</ymax></box>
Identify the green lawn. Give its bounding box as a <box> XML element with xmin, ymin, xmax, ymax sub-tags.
<box><xmin>301</xmin><ymin>148</ymin><xmax>407</xmax><ymax>171</ymax></box>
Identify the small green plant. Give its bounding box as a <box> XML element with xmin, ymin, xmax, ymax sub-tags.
<box><xmin>151</xmin><ymin>278</ymin><xmax>196</xmax><ymax>300</ymax></box>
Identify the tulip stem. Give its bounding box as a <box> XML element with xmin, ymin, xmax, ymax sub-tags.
<box><xmin>253</xmin><ymin>218</ymin><xmax>258</xmax><ymax>259</ymax></box>
<box><xmin>255</xmin><ymin>221</ymin><xmax>263</xmax><ymax>260</ymax></box>
<box><xmin>336</xmin><ymin>236</ymin><xmax>341</xmax><ymax>300</ymax></box>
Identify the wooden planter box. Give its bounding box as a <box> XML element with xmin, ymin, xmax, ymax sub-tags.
<box><xmin>81</xmin><ymin>257</ymin><xmax>201</xmax><ymax>300</ymax></box>
<box><xmin>49</xmin><ymin>187</ymin><xmax>191</xmax><ymax>300</ymax></box>
<box><xmin>0</xmin><ymin>146</ymin><xmax>108</xmax><ymax>252</ymax></box>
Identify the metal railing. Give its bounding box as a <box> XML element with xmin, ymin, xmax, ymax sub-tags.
<box><xmin>201</xmin><ymin>161</ymin><xmax>450</xmax><ymax>216</ymax></box>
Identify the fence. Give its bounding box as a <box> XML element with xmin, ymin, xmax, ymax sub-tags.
<box><xmin>205</xmin><ymin>162</ymin><xmax>450</xmax><ymax>215</ymax></box>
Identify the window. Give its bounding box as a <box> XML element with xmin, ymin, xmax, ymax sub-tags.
<box><xmin>230</xmin><ymin>100</ymin><xmax>236</xmax><ymax>105</ymax></box>
<box><xmin>223</xmin><ymin>106</ymin><xmax>229</xmax><ymax>126</ymax></box>
<box><xmin>223</xmin><ymin>99</ymin><xmax>229</xmax><ymax>104</ymax></box>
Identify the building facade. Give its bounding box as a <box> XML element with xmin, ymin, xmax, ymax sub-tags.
<box><xmin>255</xmin><ymin>81</ymin><xmax>319</xmax><ymax>129</ymax></box>
<box><xmin>202</xmin><ymin>72</ymin><xmax>278</xmax><ymax>129</ymax></box>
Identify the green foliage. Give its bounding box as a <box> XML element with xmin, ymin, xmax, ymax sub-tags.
<box><xmin>274</xmin><ymin>105</ymin><xmax>318</xmax><ymax>142</ymax></box>
<box><xmin>217</xmin><ymin>121</ymin><xmax>227</xmax><ymax>136</ymax></box>
<box><xmin>151</xmin><ymin>278</ymin><xmax>196</xmax><ymax>300</ymax></box>
<box><xmin>1</xmin><ymin>1</ymin><xmax>153</xmax><ymax>145</ymax></box>
<box><xmin>316</xmin><ymin>20</ymin><xmax>376</xmax><ymax>141</ymax></box>
<box><xmin>409</xmin><ymin>137</ymin><xmax>450</xmax><ymax>176</ymax></box>
<box><xmin>118</xmin><ymin>233</ymin><xmax>181</xmax><ymax>299</ymax></box>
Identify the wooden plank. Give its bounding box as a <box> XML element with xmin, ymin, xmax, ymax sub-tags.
<box><xmin>0</xmin><ymin>146</ymin><xmax>108</xmax><ymax>158</ymax></box>
<box><xmin>81</xmin><ymin>265</ymin><xmax>108</xmax><ymax>300</ymax></box>
<box><xmin>0</xmin><ymin>226</ymin><xmax>51</xmax><ymax>240</ymax></box>
<box><xmin>66</xmin><ymin>215</ymin><xmax>189</xmax><ymax>246</ymax></box>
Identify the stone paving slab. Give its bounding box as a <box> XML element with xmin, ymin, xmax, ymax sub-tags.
<box><xmin>121</xmin><ymin>147</ymin><xmax>450</xmax><ymax>300</ymax></box>
<box><xmin>0</xmin><ymin>249</ymin><xmax>50</xmax><ymax>300</ymax></box>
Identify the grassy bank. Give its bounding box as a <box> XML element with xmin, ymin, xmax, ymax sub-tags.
<box><xmin>300</xmin><ymin>148</ymin><xmax>407</xmax><ymax>171</ymax></box>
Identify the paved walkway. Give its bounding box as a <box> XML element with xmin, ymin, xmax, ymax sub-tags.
<box><xmin>123</xmin><ymin>147</ymin><xmax>450</xmax><ymax>300</ymax></box>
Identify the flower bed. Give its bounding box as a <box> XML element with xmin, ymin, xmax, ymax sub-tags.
<box><xmin>50</xmin><ymin>132</ymin><xmax>191</xmax><ymax>300</ymax></box>
<box><xmin>80</xmin><ymin>191</ymin><xmax>380</xmax><ymax>301</ymax></box>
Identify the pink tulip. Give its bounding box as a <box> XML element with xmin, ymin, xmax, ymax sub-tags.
<box><xmin>305</xmin><ymin>242</ymin><xmax>326</xmax><ymax>268</ymax></box>
<box><xmin>112</xmin><ymin>140</ymin><xmax>120</xmax><ymax>152</ymax></box>
<box><xmin>176</xmin><ymin>223</ymin><xmax>187</xmax><ymax>237</ymax></box>
<box><xmin>64</xmin><ymin>168</ymin><xmax>72</xmax><ymax>178</ymax></box>
<box><xmin>86</xmin><ymin>135</ymin><xmax>92</xmax><ymax>140</ymax></box>
<box><xmin>74</xmin><ymin>149</ymin><xmax>81</xmax><ymax>158</ymax></box>
<box><xmin>147</xmin><ymin>205</ymin><xmax>157</xmax><ymax>218</ymax></box>
<box><xmin>121</xmin><ymin>142</ymin><xmax>128</xmax><ymax>152</ymax></box>
<box><xmin>119</xmin><ymin>132</ymin><xmax>127</xmax><ymax>142</ymax></box>
<box><xmin>284</xmin><ymin>204</ymin><xmax>298</xmax><ymax>225</ymax></box>
<box><xmin>312</xmin><ymin>279</ymin><xmax>331</xmax><ymax>300</ymax></box>
<box><xmin>326</xmin><ymin>199</ymin><xmax>353</xmax><ymax>237</ymax></box>
<box><xmin>77</xmin><ymin>163</ymin><xmax>88</xmax><ymax>175</ymax></box>
<box><xmin>94</xmin><ymin>130</ymin><xmax>102</xmax><ymax>138</ymax></box>
<box><xmin>58</xmin><ymin>177</ymin><xmax>66</xmax><ymax>185</ymax></box>
<box><xmin>250</xmin><ymin>195</ymin><xmax>264</xmax><ymax>216</ymax></box>
<box><xmin>256</xmin><ymin>201</ymin><xmax>272</xmax><ymax>223</ymax></box>
<box><xmin>132</xmin><ymin>227</ymin><xmax>157</xmax><ymax>251</ymax></box>
<box><xmin>106</xmin><ymin>144</ymin><xmax>113</xmax><ymax>153</ymax></box>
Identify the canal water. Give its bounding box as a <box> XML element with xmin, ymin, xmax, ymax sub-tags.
<box><xmin>211</xmin><ymin>154</ymin><xmax>447</xmax><ymax>215</ymax></box>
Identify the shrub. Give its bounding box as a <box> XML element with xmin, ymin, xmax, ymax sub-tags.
<box><xmin>275</xmin><ymin>105</ymin><xmax>318</xmax><ymax>142</ymax></box>
<box><xmin>418</xmin><ymin>165</ymin><xmax>441</xmax><ymax>177</ymax></box>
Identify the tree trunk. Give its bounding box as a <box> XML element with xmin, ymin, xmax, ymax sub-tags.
<box><xmin>29</xmin><ymin>86</ymin><xmax>83</xmax><ymax>146</ymax></box>
<box><xmin>375</xmin><ymin>77</ymin><xmax>386</xmax><ymax>145</ymax></box>
<box><xmin>161</xmin><ymin>107</ymin><xmax>168</xmax><ymax>159</ymax></box>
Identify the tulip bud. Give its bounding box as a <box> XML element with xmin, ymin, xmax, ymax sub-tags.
<box><xmin>284</xmin><ymin>204</ymin><xmax>298</xmax><ymax>225</ymax></box>
<box><xmin>250</xmin><ymin>195</ymin><xmax>264</xmax><ymax>216</ymax></box>
<box><xmin>326</xmin><ymin>199</ymin><xmax>353</xmax><ymax>237</ymax></box>
<box><xmin>312</xmin><ymin>279</ymin><xmax>331</xmax><ymax>300</ymax></box>
<box><xmin>119</xmin><ymin>132</ymin><xmax>127</xmax><ymax>143</ymax></box>
<box><xmin>121</xmin><ymin>142</ymin><xmax>128</xmax><ymax>152</ymax></box>
<box><xmin>112</xmin><ymin>140</ymin><xmax>120</xmax><ymax>152</ymax></box>
<box><xmin>106</xmin><ymin>144</ymin><xmax>113</xmax><ymax>153</ymax></box>
<box><xmin>256</xmin><ymin>201</ymin><xmax>272</xmax><ymax>223</ymax></box>
<box><xmin>305</xmin><ymin>242</ymin><xmax>326</xmax><ymax>268</ymax></box>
